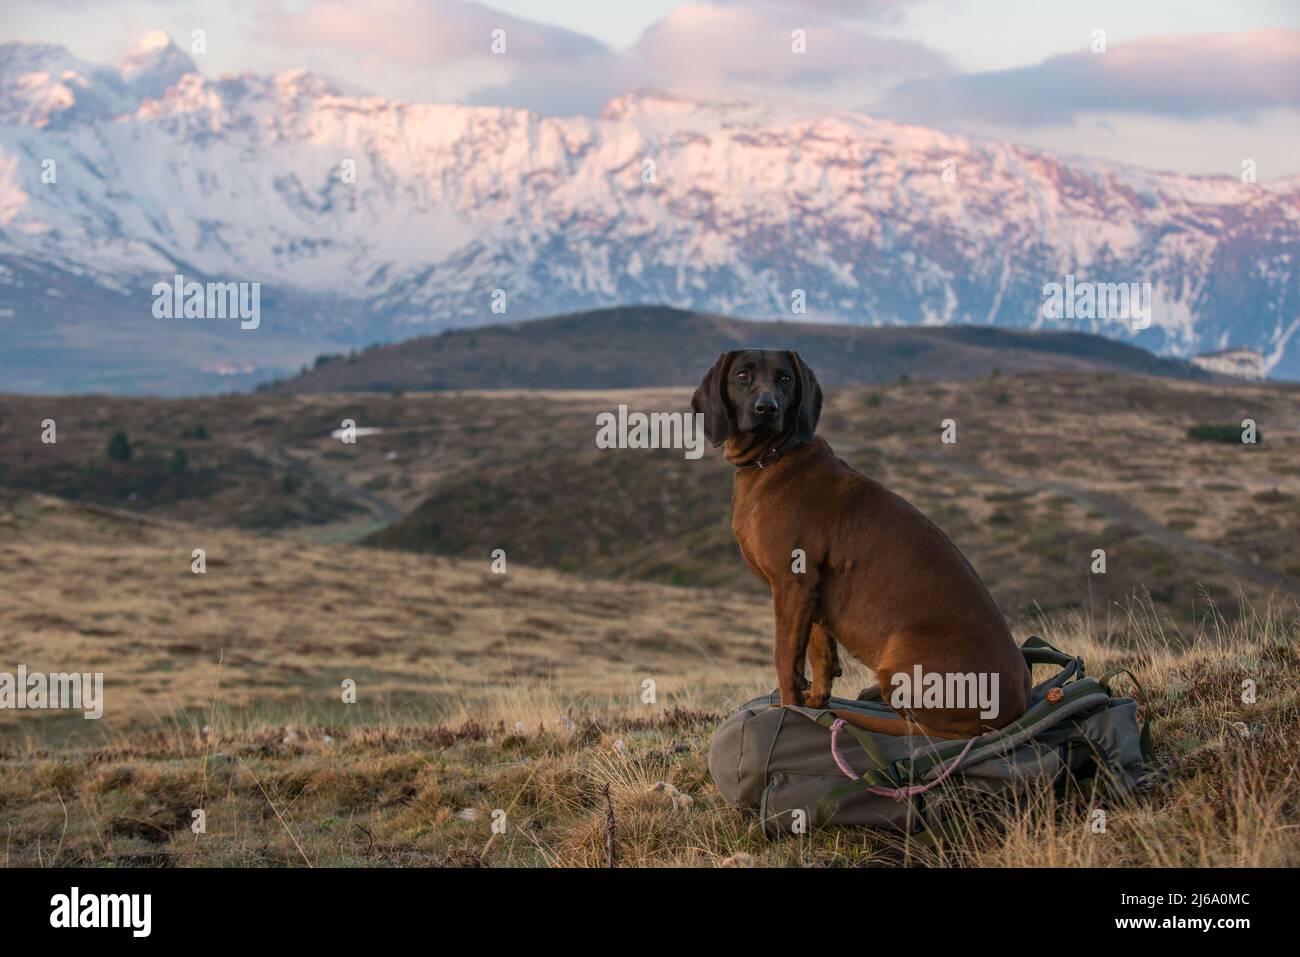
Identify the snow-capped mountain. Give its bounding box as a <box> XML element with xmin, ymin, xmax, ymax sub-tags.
<box><xmin>1</xmin><ymin>32</ymin><xmax>1298</xmax><ymax>392</ymax></box>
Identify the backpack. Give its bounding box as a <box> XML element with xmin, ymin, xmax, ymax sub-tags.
<box><xmin>708</xmin><ymin>636</ymin><xmax>1152</xmax><ymax>841</ymax></box>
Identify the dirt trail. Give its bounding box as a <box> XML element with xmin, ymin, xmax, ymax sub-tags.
<box><xmin>260</xmin><ymin>443</ymin><xmax>404</xmax><ymax>534</ymax></box>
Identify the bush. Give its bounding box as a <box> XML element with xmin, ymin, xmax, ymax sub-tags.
<box><xmin>1187</xmin><ymin>423</ymin><xmax>1261</xmax><ymax>444</ymax></box>
<box><xmin>168</xmin><ymin>448</ymin><xmax>188</xmax><ymax>475</ymax></box>
<box><xmin>106</xmin><ymin>431</ymin><xmax>132</xmax><ymax>462</ymax></box>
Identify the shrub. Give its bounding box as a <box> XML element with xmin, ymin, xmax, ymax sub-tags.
<box><xmin>1253</xmin><ymin>488</ymin><xmax>1292</xmax><ymax>505</ymax></box>
<box><xmin>167</xmin><ymin>448</ymin><xmax>188</xmax><ymax>475</ymax></box>
<box><xmin>1187</xmin><ymin>423</ymin><xmax>1261</xmax><ymax>444</ymax></box>
<box><xmin>106</xmin><ymin>431</ymin><xmax>132</xmax><ymax>462</ymax></box>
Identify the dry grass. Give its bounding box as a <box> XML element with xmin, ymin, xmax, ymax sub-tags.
<box><xmin>5</xmin><ymin>373</ymin><xmax>1300</xmax><ymax>624</ymax></box>
<box><xmin>0</xmin><ymin>490</ymin><xmax>1296</xmax><ymax>867</ymax></box>
<box><xmin>0</xmin><ymin>491</ymin><xmax>772</xmax><ymax>727</ymax></box>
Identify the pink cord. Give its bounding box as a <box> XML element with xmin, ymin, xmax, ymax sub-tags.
<box><xmin>829</xmin><ymin>718</ymin><xmax>981</xmax><ymax>800</ymax></box>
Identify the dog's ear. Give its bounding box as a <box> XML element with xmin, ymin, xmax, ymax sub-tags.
<box><xmin>788</xmin><ymin>350</ymin><xmax>822</xmax><ymax>443</ymax></box>
<box><xmin>692</xmin><ymin>352</ymin><xmax>735</xmax><ymax>447</ymax></box>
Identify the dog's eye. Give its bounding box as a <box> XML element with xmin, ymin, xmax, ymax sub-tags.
<box><xmin>735</xmin><ymin>371</ymin><xmax>750</xmax><ymax>382</ymax></box>
<box><xmin>779</xmin><ymin>374</ymin><xmax>792</xmax><ymax>384</ymax></box>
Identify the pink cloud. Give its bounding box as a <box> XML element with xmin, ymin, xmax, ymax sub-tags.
<box><xmin>633</xmin><ymin>3</ymin><xmax>947</xmax><ymax>91</ymax></box>
<box><xmin>262</xmin><ymin>0</ymin><xmax>606</xmax><ymax>64</ymax></box>
<box><xmin>878</xmin><ymin>28</ymin><xmax>1300</xmax><ymax>126</ymax></box>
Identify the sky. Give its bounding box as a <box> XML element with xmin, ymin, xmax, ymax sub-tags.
<box><xmin>1</xmin><ymin>0</ymin><xmax>1298</xmax><ymax>177</ymax></box>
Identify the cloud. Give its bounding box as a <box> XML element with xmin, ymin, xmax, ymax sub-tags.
<box><xmin>264</xmin><ymin>0</ymin><xmax>606</xmax><ymax>63</ymax></box>
<box><xmin>257</xmin><ymin>0</ymin><xmax>948</xmax><ymax>115</ymax></box>
<box><xmin>256</xmin><ymin>0</ymin><xmax>643</xmax><ymax>113</ymax></box>
<box><xmin>713</xmin><ymin>0</ymin><xmax>916</xmax><ymax>21</ymax></box>
<box><xmin>632</xmin><ymin>3</ymin><xmax>947</xmax><ymax>94</ymax></box>
<box><xmin>465</xmin><ymin>52</ymin><xmax>647</xmax><ymax>115</ymax></box>
<box><xmin>250</xmin><ymin>2</ymin><xmax>1297</xmax><ymax>142</ymax></box>
<box><xmin>876</xmin><ymin>29</ymin><xmax>1300</xmax><ymax>127</ymax></box>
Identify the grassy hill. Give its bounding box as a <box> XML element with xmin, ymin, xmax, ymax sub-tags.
<box><xmin>265</xmin><ymin>307</ymin><xmax>1206</xmax><ymax>394</ymax></box>
<box><xmin>4</xmin><ymin>369</ymin><xmax>1298</xmax><ymax>627</ymax></box>
<box><xmin>3</xmin><ymin>365</ymin><xmax>1300</xmax><ymax>867</ymax></box>
<box><xmin>0</xmin><ymin>489</ymin><xmax>1295</xmax><ymax>866</ymax></box>
<box><xmin>364</xmin><ymin>372</ymin><xmax>1300</xmax><ymax>624</ymax></box>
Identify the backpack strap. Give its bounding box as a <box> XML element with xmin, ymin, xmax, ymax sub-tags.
<box><xmin>829</xmin><ymin>718</ymin><xmax>984</xmax><ymax>798</ymax></box>
<box><xmin>1098</xmin><ymin>666</ymin><xmax>1155</xmax><ymax>762</ymax></box>
<box><xmin>1021</xmin><ymin>634</ymin><xmax>1084</xmax><ymax>670</ymax></box>
<box><xmin>1021</xmin><ymin>635</ymin><xmax>1086</xmax><ymax>694</ymax></box>
<box><xmin>811</xmin><ymin>675</ymin><xmax>1114</xmax><ymax>824</ymax></box>
<box><xmin>1098</xmin><ymin>665</ymin><xmax>1146</xmax><ymax>698</ymax></box>
<box><xmin>814</xmin><ymin>710</ymin><xmax>899</xmax><ymax>777</ymax></box>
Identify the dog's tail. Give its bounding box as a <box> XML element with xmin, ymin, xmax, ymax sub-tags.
<box><xmin>831</xmin><ymin>708</ymin><xmax>969</xmax><ymax>740</ymax></box>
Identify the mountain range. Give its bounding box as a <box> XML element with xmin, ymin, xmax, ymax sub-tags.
<box><xmin>1</xmin><ymin>31</ymin><xmax>1297</xmax><ymax>394</ymax></box>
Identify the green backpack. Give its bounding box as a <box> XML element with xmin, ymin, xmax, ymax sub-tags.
<box><xmin>708</xmin><ymin>637</ymin><xmax>1152</xmax><ymax>841</ymax></box>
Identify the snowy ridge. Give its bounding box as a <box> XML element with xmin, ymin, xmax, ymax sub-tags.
<box><xmin>1</xmin><ymin>34</ymin><xmax>1298</xmax><ymax>381</ymax></box>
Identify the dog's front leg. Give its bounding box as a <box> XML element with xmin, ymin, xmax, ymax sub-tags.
<box><xmin>772</xmin><ymin>578</ymin><xmax>819</xmax><ymax>707</ymax></box>
<box><xmin>805</xmin><ymin>623</ymin><xmax>840</xmax><ymax>709</ymax></box>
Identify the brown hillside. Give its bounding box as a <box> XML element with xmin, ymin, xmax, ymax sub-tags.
<box><xmin>267</xmin><ymin>307</ymin><xmax>1206</xmax><ymax>394</ymax></box>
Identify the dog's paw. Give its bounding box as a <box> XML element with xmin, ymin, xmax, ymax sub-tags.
<box><xmin>802</xmin><ymin>692</ymin><xmax>830</xmax><ymax>709</ymax></box>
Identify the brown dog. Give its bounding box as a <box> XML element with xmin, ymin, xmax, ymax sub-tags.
<box><xmin>693</xmin><ymin>349</ymin><xmax>1030</xmax><ymax>739</ymax></box>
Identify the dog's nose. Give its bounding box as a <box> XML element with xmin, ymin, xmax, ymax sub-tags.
<box><xmin>753</xmin><ymin>395</ymin><xmax>779</xmax><ymax>417</ymax></box>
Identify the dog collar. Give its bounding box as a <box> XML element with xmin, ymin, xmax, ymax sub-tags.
<box><xmin>733</xmin><ymin>435</ymin><xmax>805</xmax><ymax>471</ymax></box>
